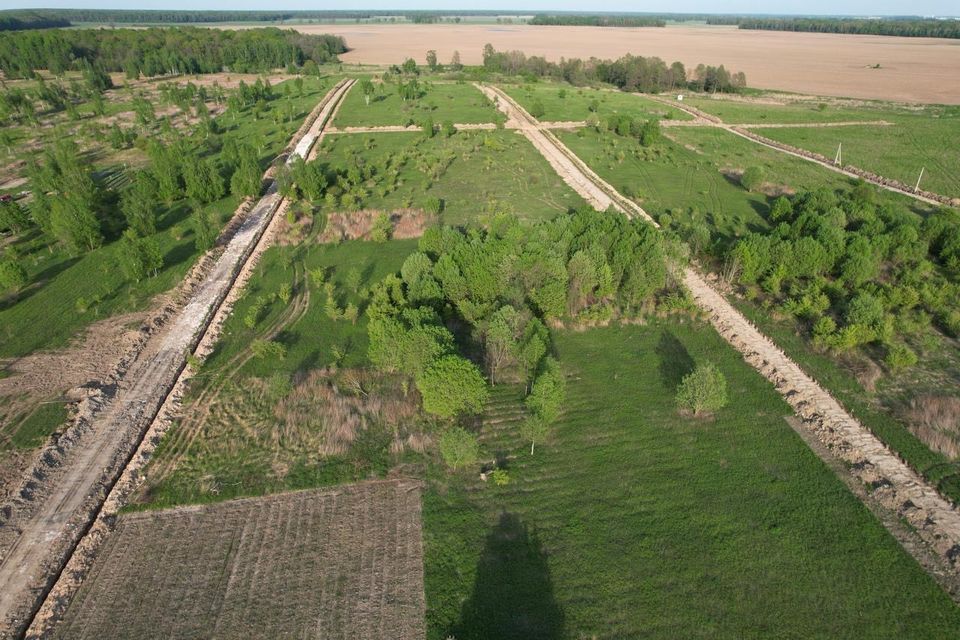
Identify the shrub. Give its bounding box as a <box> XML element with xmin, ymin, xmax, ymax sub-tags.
<box><xmin>416</xmin><ymin>355</ymin><xmax>489</xmax><ymax>418</ymax></box>
<box><xmin>885</xmin><ymin>342</ymin><xmax>918</xmax><ymax>372</ymax></box>
<box><xmin>438</xmin><ymin>427</ymin><xmax>479</xmax><ymax>470</ymax></box>
<box><xmin>676</xmin><ymin>362</ymin><xmax>728</xmax><ymax>417</ymax></box>
<box><xmin>529</xmin><ymin>99</ymin><xmax>546</xmax><ymax>119</ymax></box>
<box><xmin>251</xmin><ymin>339</ymin><xmax>286</xmax><ymax>360</ymax></box>
<box><xmin>740</xmin><ymin>166</ymin><xmax>765</xmax><ymax>192</ymax></box>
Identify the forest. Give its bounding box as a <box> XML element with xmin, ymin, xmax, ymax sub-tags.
<box><xmin>482</xmin><ymin>44</ymin><xmax>746</xmax><ymax>93</ymax></box>
<box><xmin>709</xmin><ymin>17</ymin><xmax>960</xmax><ymax>40</ymax></box>
<box><xmin>0</xmin><ymin>27</ymin><xmax>346</xmax><ymax>78</ymax></box>
<box><xmin>0</xmin><ymin>11</ymin><xmax>70</xmax><ymax>32</ymax></box>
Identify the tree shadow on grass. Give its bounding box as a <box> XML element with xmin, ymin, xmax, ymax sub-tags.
<box><xmin>451</xmin><ymin>511</ymin><xmax>565</xmax><ymax>640</ymax></box>
<box><xmin>656</xmin><ymin>330</ymin><xmax>695</xmax><ymax>391</ymax></box>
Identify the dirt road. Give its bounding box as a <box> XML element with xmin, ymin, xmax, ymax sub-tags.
<box><xmin>0</xmin><ymin>79</ymin><xmax>354</xmax><ymax>639</ymax></box>
<box><xmin>481</xmin><ymin>83</ymin><xmax>960</xmax><ymax>585</ymax></box>
<box><xmin>647</xmin><ymin>95</ymin><xmax>953</xmax><ymax>207</ymax></box>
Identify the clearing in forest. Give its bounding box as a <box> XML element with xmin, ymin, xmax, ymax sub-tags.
<box><xmin>333</xmin><ymin>81</ymin><xmax>505</xmax><ymax>128</ymax></box>
<box><xmin>54</xmin><ymin>480</ymin><xmax>425</xmax><ymax>640</ymax></box>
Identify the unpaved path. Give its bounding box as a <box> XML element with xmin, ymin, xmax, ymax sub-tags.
<box><xmin>660</xmin><ymin>118</ymin><xmax>894</xmax><ymax>128</ymax></box>
<box><xmin>326</xmin><ymin>120</ymin><xmax>583</xmax><ymax>135</ymax></box>
<box><xmin>647</xmin><ymin>95</ymin><xmax>955</xmax><ymax>207</ymax></box>
<box><xmin>482</xmin><ymin>83</ymin><xmax>960</xmax><ymax>592</ymax></box>
<box><xmin>0</xmin><ymin>79</ymin><xmax>354</xmax><ymax>639</ymax></box>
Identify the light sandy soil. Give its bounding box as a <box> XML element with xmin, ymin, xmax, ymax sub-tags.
<box><xmin>284</xmin><ymin>24</ymin><xmax>960</xmax><ymax>104</ymax></box>
<box><xmin>483</xmin><ymin>84</ymin><xmax>960</xmax><ymax>592</ymax></box>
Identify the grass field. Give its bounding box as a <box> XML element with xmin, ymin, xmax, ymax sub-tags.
<box><xmin>501</xmin><ymin>81</ymin><xmax>693</xmax><ymax>123</ymax></box>
<box><xmin>679</xmin><ymin>96</ymin><xmax>960</xmax><ymax>197</ymax></box>
<box><xmin>56</xmin><ymin>481</ymin><xmax>426</xmax><ymax>640</ymax></box>
<box><xmin>135</xmin><ymin>239</ymin><xmax>419</xmax><ymax>509</ymax></box>
<box><xmin>318</xmin><ymin>130</ymin><xmax>587</xmax><ymax>225</ymax></box>
<box><xmin>423</xmin><ymin>322</ymin><xmax>960</xmax><ymax>639</ymax></box>
<box><xmin>333</xmin><ymin>81</ymin><xmax>505</xmax><ymax>127</ymax></box>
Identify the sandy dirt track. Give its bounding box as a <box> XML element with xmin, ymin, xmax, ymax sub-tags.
<box><xmin>482</xmin><ymin>83</ymin><xmax>960</xmax><ymax>588</ymax></box>
<box><xmin>0</xmin><ymin>80</ymin><xmax>353</xmax><ymax>639</ymax></box>
<box><xmin>280</xmin><ymin>24</ymin><xmax>960</xmax><ymax>104</ymax></box>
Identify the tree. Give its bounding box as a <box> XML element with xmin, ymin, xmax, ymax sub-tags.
<box><xmin>192</xmin><ymin>206</ymin><xmax>217</xmax><ymax>251</ymax></box>
<box><xmin>230</xmin><ymin>149</ymin><xmax>262</xmax><ymax>198</ymax></box>
<box><xmin>676</xmin><ymin>362</ymin><xmax>728</xmax><ymax>417</ymax></box>
<box><xmin>359</xmin><ymin>78</ymin><xmax>375</xmax><ymax>106</ymax></box>
<box><xmin>638</xmin><ymin>119</ymin><xmax>661</xmax><ymax>146</ymax></box>
<box><xmin>421</xmin><ymin>117</ymin><xmax>435</xmax><ymax>138</ymax></box>
<box><xmin>0</xmin><ymin>199</ymin><xmax>30</xmax><ymax>234</ymax></box>
<box><xmin>426</xmin><ymin>49</ymin><xmax>438</xmax><ymax>71</ymax></box>
<box><xmin>529</xmin><ymin>99</ymin><xmax>546</xmax><ymax>119</ymax></box>
<box><xmin>0</xmin><ymin>257</ymin><xmax>27</xmax><ymax>293</ymax></box>
<box><xmin>370</xmin><ymin>212</ymin><xmax>391</xmax><ymax>242</ymax></box>
<box><xmin>526</xmin><ymin>357</ymin><xmax>565</xmax><ymax>423</ymax></box>
<box><xmin>449</xmin><ymin>50</ymin><xmax>463</xmax><ymax>71</ymax></box>
<box><xmin>438</xmin><ymin>427</ymin><xmax>479</xmax><ymax>470</ymax></box>
<box><xmin>184</xmin><ymin>155</ymin><xmax>225</xmax><ymax>204</ymax></box>
<box><xmin>520</xmin><ymin>416</ymin><xmax>550</xmax><ymax>455</ymax></box>
<box><xmin>441</xmin><ymin>120</ymin><xmax>456</xmax><ymax>137</ymax></box>
<box><xmin>120</xmin><ymin>172</ymin><xmax>159</xmax><ymax>236</ymax></box>
<box><xmin>740</xmin><ymin>166</ymin><xmax>765</xmax><ymax>192</ymax></box>
<box><xmin>118</xmin><ymin>229</ymin><xmax>162</xmax><ymax>281</ymax></box>
<box><xmin>416</xmin><ymin>355</ymin><xmax>489</xmax><ymax>418</ymax></box>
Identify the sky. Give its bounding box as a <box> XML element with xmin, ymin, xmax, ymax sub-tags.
<box><xmin>1</xmin><ymin>1</ymin><xmax>957</xmax><ymax>17</ymax></box>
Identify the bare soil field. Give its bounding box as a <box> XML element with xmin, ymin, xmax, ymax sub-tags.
<box><xmin>52</xmin><ymin>480</ymin><xmax>425</xmax><ymax>640</ymax></box>
<box><xmin>285</xmin><ymin>24</ymin><xmax>960</xmax><ymax>104</ymax></box>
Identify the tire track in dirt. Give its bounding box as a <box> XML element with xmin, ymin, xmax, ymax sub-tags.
<box><xmin>0</xmin><ymin>79</ymin><xmax>354</xmax><ymax>640</ymax></box>
<box><xmin>482</xmin><ymin>82</ymin><xmax>960</xmax><ymax>598</ymax></box>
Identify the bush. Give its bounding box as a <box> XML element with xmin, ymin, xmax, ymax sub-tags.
<box><xmin>251</xmin><ymin>339</ymin><xmax>286</xmax><ymax>360</ymax></box>
<box><xmin>740</xmin><ymin>166</ymin><xmax>765</xmax><ymax>192</ymax></box>
<box><xmin>529</xmin><ymin>99</ymin><xmax>546</xmax><ymax>119</ymax></box>
<box><xmin>676</xmin><ymin>362</ymin><xmax>728</xmax><ymax>417</ymax></box>
<box><xmin>885</xmin><ymin>342</ymin><xmax>918</xmax><ymax>372</ymax></box>
<box><xmin>416</xmin><ymin>355</ymin><xmax>489</xmax><ymax>418</ymax></box>
<box><xmin>438</xmin><ymin>427</ymin><xmax>480</xmax><ymax>470</ymax></box>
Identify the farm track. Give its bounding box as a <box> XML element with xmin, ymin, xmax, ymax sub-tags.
<box><xmin>482</xmin><ymin>83</ymin><xmax>960</xmax><ymax>596</ymax></box>
<box><xmin>646</xmin><ymin>96</ymin><xmax>957</xmax><ymax>206</ymax></box>
<box><xmin>0</xmin><ymin>79</ymin><xmax>354</xmax><ymax>639</ymax></box>
<box><xmin>326</xmin><ymin>120</ymin><xmax>583</xmax><ymax>135</ymax></box>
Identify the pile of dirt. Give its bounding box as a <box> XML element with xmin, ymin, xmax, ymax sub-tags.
<box><xmin>319</xmin><ymin>208</ymin><xmax>435</xmax><ymax>243</ymax></box>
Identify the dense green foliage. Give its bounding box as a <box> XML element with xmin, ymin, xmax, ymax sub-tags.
<box><xmin>482</xmin><ymin>44</ymin><xmax>746</xmax><ymax>93</ymax></box>
<box><xmin>0</xmin><ymin>11</ymin><xmax>69</xmax><ymax>31</ymax></box>
<box><xmin>0</xmin><ymin>27</ymin><xmax>345</xmax><ymax>78</ymax></box>
<box><xmin>675</xmin><ymin>361</ymin><xmax>728</xmax><ymax>416</ymax></box>
<box><xmin>711</xmin><ymin>17</ymin><xmax>960</xmax><ymax>39</ymax></box>
<box><xmin>367</xmin><ymin>208</ymin><xmax>676</xmax><ymax>422</ymax></box>
<box><xmin>727</xmin><ymin>187</ymin><xmax>960</xmax><ymax>356</ymax></box>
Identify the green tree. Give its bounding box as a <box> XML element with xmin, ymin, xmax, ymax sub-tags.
<box><xmin>676</xmin><ymin>362</ymin><xmax>728</xmax><ymax>417</ymax></box>
<box><xmin>370</xmin><ymin>212</ymin><xmax>392</xmax><ymax>242</ymax></box>
<box><xmin>0</xmin><ymin>200</ymin><xmax>30</xmax><ymax>234</ymax></box>
<box><xmin>230</xmin><ymin>149</ymin><xmax>263</xmax><ymax>198</ymax></box>
<box><xmin>416</xmin><ymin>355</ymin><xmax>489</xmax><ymax>418</ymax></box>
<box><xmin>520</xmin><ymin>416</ymin><xmax>550</xmax><ymax>455</ymax></box>
<box><xmin>526</xmin><ymin>357</ymin><xmax>565</xmax><ymax>423</ymax></box>
<box><xmin>192</xmin><ymin>206</ymin><xmax>217</xmax><ymax>251</ymax></box>
<box><xmin>0</xmin><ymin>257</ymin><xmax>28</xmax><ymax>293</ymax></box>
<box><xmin>184</xmin><ymin>155</ymin><xmax>225</xmax><ymax>204</ymax></box>
<box><xmin>426</xmin><ymin>50</ymin><xmax>438</xmax><ymax>71</ymax></box>
<box><xmin>359</xmin><ymin>78</ymin><xmax>376</xmax><ymax>106</ymax></box>
<box><xmin>120</xmin><ymin>172</ymin><xmax>159</xmax><ymax>236</ymax></box>
<box><xmin>438</xmin><ymin>427</ymin><xmax>479</xmax><ymax>470</ymax></box>
<box><xmin>529</xmin><ymin>99</ymin><xmax>546</xmax><ymax>119</ymax></box>
<box><xmin>118</xmin><ymin>229</ymin><xmax>162</xmax><ymax>281</ymax></box>
<box><xmin>740</xmin><ymin>166</ymin><xmax>765</xmax><ymax>192</ymax></box>
<box><xmin>251</xmin><ymin>338</ymin><xmax>287</xmax><ymax>360</ymax></box>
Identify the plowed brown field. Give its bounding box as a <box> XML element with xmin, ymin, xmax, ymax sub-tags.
<box><xmin>52</xmin><ymin>480</ymin><xmax>425</xmax><ymax>640</ymax></box>
<box><xmin>283</xmin><ymin>24</ymin><xmax>960</xmax><ymax>104</ymax></box>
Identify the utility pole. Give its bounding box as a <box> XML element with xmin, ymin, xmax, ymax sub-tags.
<box><xmin>914</xmin><ymin>167</ymin><xmax>925</xmax><ymax>193</ymax></box>
<box><xmin>833</xmin><ymin>142</ymin><xmax>842</xmax><ymax>167</ymax></box>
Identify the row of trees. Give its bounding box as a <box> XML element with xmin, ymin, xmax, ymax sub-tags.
<box><xmin>481</xmin><ymin>44</ymin><xmax>747</xmax><ymax>94</ymax></box>
<box><xmin>709</xmin><ymin>17</ymin><xmax>960</xmax><ymax>40</ymax></box>
<box><xmin>529</xmin><ymin>15</ymin><xmax>665</xmax><ymax>27</ymax></box>
<box><xmin>0</xmin><ymin>27</ymin><xmax>346</xmax><ymax>79</ymax></box>
<box><xmin>724</xmin><ymin>186</ymin><xmax>960</xmax><ymax>368</ymax></box>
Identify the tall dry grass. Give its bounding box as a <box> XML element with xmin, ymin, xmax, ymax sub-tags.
<box><xmin>905</xmin><ymin>394</ymin><xmax>960</xmax><ymax>459</ymax></box>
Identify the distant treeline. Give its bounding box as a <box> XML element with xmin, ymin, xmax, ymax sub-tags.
<box><xmin>0</xmin><ymin>9</ymin><xmax>526</xmax><ymax>25</ymax></box>
<box><xmin>0</xmin><ymin>27</ymin><xmax>347</xmax><ymax>79</ymax></box>
<box><xmin>0</xmin><ymin>11</ymin><xmax>71</xmax><ymax>31</ymax></box>
<box><xmin>708</xmin><ymin>17</ymin><xmax>960</xmax><ymax>39</ymax></box>
<box><xmin>529</xmin><ymin>15</ymin><xmax>666</xmax><ymax>27</ymax></box>
<box><xmin>482</xmin><ymin>45</ymin><xmax>746</xmax><ymax>93</ymax></box>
